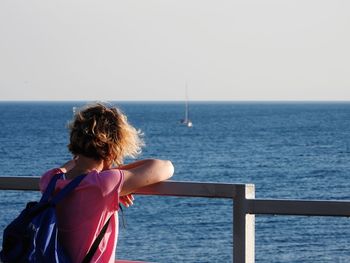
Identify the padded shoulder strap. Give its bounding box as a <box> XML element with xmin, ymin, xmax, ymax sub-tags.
<box><xmin>40</xmin><ymin>173</ymin><xmax>64</xmax><ymax>203</ymax></box>
<box><xmin>50</xmin><ymin>174</ymin><xmax>86</xmax><ymax>205</ymax></box>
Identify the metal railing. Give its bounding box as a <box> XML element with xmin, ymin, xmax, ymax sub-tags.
<box><xmin>1</xmin><ymin>176</ymin><xmax>350</xmax><ymax>262</ymax></box>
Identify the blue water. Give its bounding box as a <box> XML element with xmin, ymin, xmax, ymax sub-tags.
<box><xmin>1</xmin><ymin>102</ymin><xmax>350</xmax><ymax>262</ymax></box>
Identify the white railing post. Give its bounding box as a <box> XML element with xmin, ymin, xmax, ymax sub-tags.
<box><xmin>234</xmin><ymin>184</ymin><xmax>255</xmax><ymax>263</ymax></box>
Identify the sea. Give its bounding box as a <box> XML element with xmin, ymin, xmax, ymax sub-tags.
<box><xmin>1</xmin><ymin>101</ymin><xmax>350</xmax><ymax>263</ymax></box>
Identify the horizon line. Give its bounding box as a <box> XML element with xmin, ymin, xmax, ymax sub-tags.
<box><xmin>1</xmin><ymin>99</ymin><xmax>350</xmax><ymax>103</ymax></box>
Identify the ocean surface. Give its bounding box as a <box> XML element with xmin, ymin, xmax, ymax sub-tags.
<box><xmin>1</xmin><ymin>102</ymin><xmax>350</xmax><ymax>262</ymax></box>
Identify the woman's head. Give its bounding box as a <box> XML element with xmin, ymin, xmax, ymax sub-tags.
<box><xmin>68</xmin><ymin>103</ymin><xmax>143</xmax><ymax>166</ymax></box>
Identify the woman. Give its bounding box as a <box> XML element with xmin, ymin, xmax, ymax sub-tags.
<box><xmin>39</xmin><ymin>103</ymin><xmax>174</xmax><ymax>262</ymax></box>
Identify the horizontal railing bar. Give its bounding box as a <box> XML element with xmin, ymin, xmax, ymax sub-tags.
<box><xmin>248</xmin><ymin>199</ymin><xmax>350</xmax><ymax>217</ymax></box>
<box><xmin>3</xmin><ymin>177</ymin><xmax>350</xmax><ymax>217</ymax></box>
<box><xmin>0</xmin><ymin>176</ymin><xmax>243</xmax><ymax>198</ymax></box>
<box><xmin>0</xmin><ymin>176</ymin><xmax>39</xmax><ymax>191</ymax></box>
<box><xmin>136</xmin><ymin>181</ymin><xmax>242</xmax><ymax>198</ymax></box>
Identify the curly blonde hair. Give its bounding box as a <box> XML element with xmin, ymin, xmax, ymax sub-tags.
<box><xmin>68</xmin><ymin>103</ymin><xmax>144</xmax><ymax>166</ymax></box>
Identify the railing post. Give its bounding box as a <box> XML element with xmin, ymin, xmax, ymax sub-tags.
<box><xmin>234</xmin><ymin>184</ymin><xmax>255</xmax><ymax>263</ymax></box>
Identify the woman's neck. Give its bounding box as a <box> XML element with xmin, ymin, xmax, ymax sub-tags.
<box><xmin>65</xmin><ymin>155</ymin><xmax>106</xmax><ymax>179</ymax></box>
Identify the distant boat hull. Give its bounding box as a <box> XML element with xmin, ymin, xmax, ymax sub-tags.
<box><xmin>180</xmin><ymin>119</ymin><xmax>193</xmax><ymax>127</ymax></box>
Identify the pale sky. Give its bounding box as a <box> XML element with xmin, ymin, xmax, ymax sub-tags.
<box><xmin>0</xmin><ymin>0</ymin><xmax>349</xmax><ymax>101</ymax></box>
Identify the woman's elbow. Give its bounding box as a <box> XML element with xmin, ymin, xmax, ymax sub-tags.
<box><xmin>155</xmin><ymin>159</ymin><xmax>174</xmax><ymax>180</ymax></box>
<box><xmin>165</xmin><ymin>160</ymin><xmax>174</xmax><ymax>180</ymax></box>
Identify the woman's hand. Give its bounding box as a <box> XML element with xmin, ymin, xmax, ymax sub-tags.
<box><xmin>119</xmin><ymin>194</ymin><xmax>134</xmax><ymax>208</ymax></box>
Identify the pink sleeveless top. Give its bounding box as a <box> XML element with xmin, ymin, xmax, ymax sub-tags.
<box><xmin>39</xmin><ymin>168</ymin><xmax>124</xmax><ymax>263</ymax></box>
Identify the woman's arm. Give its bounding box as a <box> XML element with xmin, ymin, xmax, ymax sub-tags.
<box><xmin>120</xmin><ymin>159</ymin><xmax>174</xmax><ymax>196</ymax></box>
<box><xmin>118</xmin><ymin>159</ymin><xmax>151</xmax><ymax>171</ymax></box>
<box><xmin>59</xmin><ymin>158</ymin><xmax>77</xmax><ymax>173</ymax></box>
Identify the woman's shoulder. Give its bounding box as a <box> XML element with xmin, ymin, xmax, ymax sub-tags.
<box><xmin>96</xmin><ymin>168</ymin><xmax>124</xmax><ymax>182</ymax></box>
<box><xmin>92</xmin><ymin>169</ymin><xmax>124</xmax><ymax>195</ymax></box>
<box><xmin>39</xmin><ymin>168</ymin><xmax>64</xmax><ymax>192</ymax></box>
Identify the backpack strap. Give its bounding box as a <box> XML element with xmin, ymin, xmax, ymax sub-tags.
<box><xmin>40</xmin><ymin>173</ymin><xmax>64</xmax><ymax>202</ymax></box>
<box><xmin>50</xmin><ymin>174</ymin><xmax>86</xmax><ymax>206</ymax></box>
<box><xmin>82</xmin><ymin>216</ymin><xmax>111</xmax><ymax>263</ymax></box>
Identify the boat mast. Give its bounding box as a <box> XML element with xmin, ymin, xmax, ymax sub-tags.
<box><xmin>185</xmin><ymin>83</ymin><xmax>189</xmax><ymax>122</ymax></box>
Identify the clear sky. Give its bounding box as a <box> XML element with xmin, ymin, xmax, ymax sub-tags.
<box><xmin>0</xmin><ymin>0</ymin><xmax>349</xmax><ymax>101</ymax></box>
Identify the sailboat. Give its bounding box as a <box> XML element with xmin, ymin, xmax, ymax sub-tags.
<box><xmin>180</xmin><ymin>86</ymin><xmax>193</xmax><ymax>127</ymax></box>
